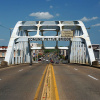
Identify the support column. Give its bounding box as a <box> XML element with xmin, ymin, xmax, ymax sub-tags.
<box><xmin>28</xmin><ymin>40</ymin><xmax>32</xmax><ymax>65</ymax></box>
<box><xmin>21</xmin><ymin>42</ymin><xmax>23</xmax><ymax>63</ymax></box>
<box><xmin>18</xmin><ymin>42</ymin><xmax>20</xmax><ymax>64</ymax></box>
<box><xmin>11</xmin><ymin>45</ymin><xmax>14</xmax><ymax>64</ymax></box>
<box><xmin>15</xmin><ymin>43</ymin><xmax>18</xmax><ymax>64</ymax></box>
<box><xmin>73</xmin><ymin>41</ymin><xmax>75</xmax><ymax>63</ymax></box>
<box><xmin>82</xmin><ymin>44</ymin><xmax>85</xmax><ymax>64</ymax></box>
<box><xmin>79</xmin><ymin>42</ymin><xmax>82</xmax><ymax>64</ymax></box>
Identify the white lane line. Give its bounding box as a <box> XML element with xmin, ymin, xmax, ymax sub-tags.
<box><xmin>74</xmin><ymin>68</ymin><xmax>78</xmax><ymax>70</ymax></box>
<box><xmin>18</xmin><ymin>69</ymin><xmax>23</xmax><ymax>72</ymax></box>
<box><xmin>88</xmin><ymin>75</ymin><xmax>98</xmax><ymax>80</ymax></box>
<box><xmin>29</xmin><ymin>66</ymin><xmax>32</xmax><ymax>67</ymax></box>
<box><xmin>0</xmin><ymin>79</ymin><xmax>2</xmax><ymax>81</ymax></box>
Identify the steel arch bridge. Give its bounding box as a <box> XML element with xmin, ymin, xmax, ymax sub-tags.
<box><xmin>5</xmin><ymin>21</ymin><xmax>96</xmax><ymax>66</ymax></box>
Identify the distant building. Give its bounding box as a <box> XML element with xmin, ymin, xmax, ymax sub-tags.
<box><xmin>92</xmin><ymin>44</ymin><xmax>100</xmax><ymax>62</ymax></box>
<box><xmin>30</xmin><ymin>43</ymin><xmax>43</xmax><ymax>58</ymax></box>
<box><xmin>0</xmin><ymin>46</ymin><xmax>8</xmax><ymax>64</ymax></box>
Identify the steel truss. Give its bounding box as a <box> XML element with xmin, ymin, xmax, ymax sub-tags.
<box><xmin>5</xmin><ymin>21</ymin><xmax>96</xmax><ymax>65</ymax></box>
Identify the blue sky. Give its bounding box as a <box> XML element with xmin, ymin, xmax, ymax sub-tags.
<box><xmin>0</xmin><ymin>0</ymin><xmax>100</xmax><ymax>46</ymax></box>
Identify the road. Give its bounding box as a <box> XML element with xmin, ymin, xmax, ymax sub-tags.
<box><xmin>0</xmin><ymin>63</ymin><xmax>46</xmax><ymax>100</ymax></box>
<box><xmin>53</xmin><ymin>64</ymin><xmax>100</xmax><ymax>100</ymax></box>
<box><xmin>0</xmin><ymin>63</ymin><xmax>100</xmax><ymax>100</ymax></box>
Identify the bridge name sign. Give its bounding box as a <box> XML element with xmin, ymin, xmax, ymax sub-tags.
<box><xmin>61</xmin><ymin>31</ymin><xmax>73</xmax><ymax>37</ymax></box>
<box><xmin>28</xmin><ymin>37</ymin><xmax>71</xmax><ymax>41</ymax></box>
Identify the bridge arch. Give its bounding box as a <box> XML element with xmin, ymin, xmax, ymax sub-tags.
<box><xmin>5</xmin><ymin>21</ymin><xmax>96</xmax><ymax>65</ymax></box>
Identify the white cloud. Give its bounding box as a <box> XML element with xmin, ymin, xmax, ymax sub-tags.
<box><xmin>80</xmin><ymin>16</ymin><xmax>98</xmax><ymax>22</ymax></box>
<box><xmin>56</xmin><ymin>13</ymin><xmax>60</xmax><ymax>17</ymax></box>
<box><xmin>92</xmin><ymin>23</ymin><xmax>100</xmax><ymax>27</ymax></box>
<box><xmin>50</xmin><ymin>5</ymin><xmax>53</xmax><ymax>8</ymax></box>
<box><xmin>0</xmin><ymin>39</ymin><xmax>4</xmax><ymax>41</ymax></box>
<box><xmin>29</xmin><ymin>12</ymin><xmax>54</xmax><ymax>19</ymax></box>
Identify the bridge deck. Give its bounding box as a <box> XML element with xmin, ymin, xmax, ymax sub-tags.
<box><xmin>0</xmin><ymin>63</ymin><xmax>100</xmax><ymax>100</ymax></box>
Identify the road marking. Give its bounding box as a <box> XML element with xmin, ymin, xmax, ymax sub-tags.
<box><xmin>51</xmin><ymin>64</ymin><xmax>60</xmax><ymax>100</ymax></box>
<box><xmin>33</xmin><ymin>64</ymin><xmax>59</xmax><ymax>100</ymax></box>
<box><xmin>74</xmin><ymin>68</ymin><xmax>78</xmax><ymax>70</ymax></box>
<box><xmin>0</xmin><ymin>79</ymin><xmax>2</xmax><ymax>81</ymax></box>
<box><xmin>18</xmin><ymin>69</ymin><xmax>23</xmax><ymax>72</ymax></box>
<box><xmin>88</xmin><ymin>75</ymin><xmax>98</xmax><ymax>80</ymax></box>
<box><xmin>29</xmin><ymin>66</ymin><xmax>32</xmax><ymax>67</ymax></box>
<box><xmin>33</xmin><ymin>64</ymin><xmax>48</xmax><ymax>100</ymax></box>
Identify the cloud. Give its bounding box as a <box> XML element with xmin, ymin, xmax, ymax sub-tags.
<box><xmin>50</xmin><ymin>5</ymin><xmax>53</xmax><ymax>8</ymax></box>
<box><xmin>80</xmin><ymin>17</ymin><xmax>98</xmax><ymax>22</ymax></box>
<box><xmin>92</xmin><ymin>23</ymin><xmax>100</xmax><ymax>27</ymax></box>
<box><xmin>29</xmin><ymin>12</ymin><xmax>54</xmax><ymax>19</ymax></box>
<box><xmin>0</xmin><ymin>39</ymin><xmax>5</xmax><ymax>41</ymax></box>
<box><xmin>56</xmin><ymin>13</ymin><xmax>60</xmax><ymax>17</ymax></box>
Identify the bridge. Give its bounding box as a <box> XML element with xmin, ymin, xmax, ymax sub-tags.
<box><xmin>0</xmin><ymin>21</ymin><xmax>100</xmax><ymax>100</ymax></box>
<box><xmin>4</xmin><ymin>21</ymin><xmax>96</xmax><ymax>65</ymax></box>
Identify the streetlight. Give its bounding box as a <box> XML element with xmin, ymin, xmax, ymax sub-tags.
<box><xmin>86</xmin><ymin>27</ymin><xmax>91</xmax><ymax>36</ymax></box>
<box><xmin>9</xmin><ymin>28</ymin><xmax>13</xmax><ymax>37</ymax></box>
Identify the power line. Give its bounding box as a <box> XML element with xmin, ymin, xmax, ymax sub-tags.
<box><xmin>0</xmin><ymin>24</ymin><xmax>10</xmax><ymax>30</ymax></box>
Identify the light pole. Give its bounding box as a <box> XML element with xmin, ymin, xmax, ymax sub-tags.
<box><xmin>9</xmin><ymin>28</ymin><xmax>13</xmax><ymax>37</ymax></box>
<box><xmin>86</xmin><ymin>27</ymin><xmax>91</xmax><ymax>36</ymax></box>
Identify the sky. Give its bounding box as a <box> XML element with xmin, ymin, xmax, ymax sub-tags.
<box><xmin>0</xmin><ymin>0</ymin><xmax>100</xmax><ymax>46</ymax></box>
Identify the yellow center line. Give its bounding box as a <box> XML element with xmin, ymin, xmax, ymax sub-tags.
<box><xmin>33</xmin><ymin>64</ymin><xmax>48</xmax><ymax>100</ymax></box>
<box><xmin>51</xmin><ymin>64</ymin><xmax>59</xmax><ymax>100</ymax></box>
<box><xmin>33</xmin><ymin>64</ymin><xmax>59</xmax><ymax>100</ymax></box>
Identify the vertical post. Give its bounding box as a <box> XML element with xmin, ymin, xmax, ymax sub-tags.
<box><xmin>35</xmin><ymin>50</ymin><xmax>36</xmax><ymax>62</ymax></box>
<box><xmin>80</xmin><ymin>42</ymin><xmax>82</xmax><ymax>64</ymax></box>
<box><xmin>28</xmin><ymin>40</ymin><xmax>32</xmax><ymax>65</ymax></box>
<box><xmin>24</xmin><ymin>42</ymin><xmax>27</xmax><ymax>63</ymax></box>
<box><xmin>75</xmin><ymin>41</ymin><xmax>77</xmax><ymax>63</ymax></box>
<box><xmin>70</xmin><ymin>41</ymin><xmax>72</xmax><ymax>63</ymax></box>
<box><xmin>82</xmin><ymin>44</ymin><xmax>85</xmax><ymax>64</ymax></box>
<box><xmin>26</xmin><ymin>42</ymin><xmax>28</xmax><ymax>63</ymax></box>
<box><xmin>77</xmin><ymin>41</ymin><xmax>79</xmax><ymax>63</ymax></box>
<box><xmin>22</xmin><ymin>31</ymin><xmax>24</xmax><ymax>63</ymax></box>
<box><xmin>73</xmin><ymin>41</ymin><xmax>75</xmax><ymax>63</ymax></box>
<box><xmin>41</xmin><ymin>31</ymin><xmax>44</xmax><ymax>49</ymax></box>
<box><xmin>11</xmin><ymin>46</ymin><xmax>14</xmax><ymax>64</ymax></box>
<box><xmin>18</xmin><ymin>43</ymin><xmax>20</xmax><ymax>64</ymax></box>
<box><xmin>37</xmin><ymin>50</ymin><xmax>38</xmax><ymax>62</ymax></box>
<box><xmin>21</xmin><ymin>42</ymin><xmax>23</xmax><ymax>63</ymax></box>
<box><xmin>15</xmin><ymin>43</ymin><xmax>18</xmax><ymax>64</ymax></box>
<box><xmin>77</xmin><ymin>30</ymin><xmax>80</xmax><ymax>63</ymax></box>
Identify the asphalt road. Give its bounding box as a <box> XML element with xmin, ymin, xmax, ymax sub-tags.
<box><xmin>0</xmin><ymin>63</ymin><xmax>100</xmax><ymax>100</ymax></box>
<box><xmin>53</xmin><ymin>64</ymin><xmax>100</xmax><ymax>100</ymax></box>
<box><xmin>0</xmin><ymin>63</ymin><xmax>46</xmax><ymax>100</ymax></box>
